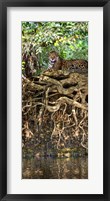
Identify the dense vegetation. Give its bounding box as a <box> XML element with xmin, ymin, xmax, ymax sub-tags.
<box><xmin>22</xmin><ymin>22</ymin><xmax>88</xmax><ymax>75</ymax></box>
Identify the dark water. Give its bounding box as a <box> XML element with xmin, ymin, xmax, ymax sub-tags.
<box><xmin>22</xmin><ymin>156</ymin><xmax>88</xmax><ymax>179</ymax></box>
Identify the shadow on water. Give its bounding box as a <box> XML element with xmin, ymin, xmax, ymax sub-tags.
<box><xmin>22</xmin><ymin>156</ymin><xmax>88</xmax><ymax>179</ymax></box>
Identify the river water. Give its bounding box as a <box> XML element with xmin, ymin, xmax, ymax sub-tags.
<box><xmin>22</xmin><ymin>156</ymin><xmax>88</xmax><ymax>179</ymax></box>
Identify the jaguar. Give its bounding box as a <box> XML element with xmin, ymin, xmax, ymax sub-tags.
<box><xmin>48</xmin><ymin>51</ymin><xmax>88</xmax><ymax>72</ymax></box>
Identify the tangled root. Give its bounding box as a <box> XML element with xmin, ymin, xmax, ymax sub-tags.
<box><xmin>22</xmin><ymin>69</ymin><xmax>88</xmax><ymax>150</ymax></box>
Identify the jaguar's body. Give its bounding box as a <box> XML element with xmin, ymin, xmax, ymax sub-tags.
<box><xmin>48</xmin><ymin>51</ymin><xmax>88</xmax><ymax>72</ymax></box>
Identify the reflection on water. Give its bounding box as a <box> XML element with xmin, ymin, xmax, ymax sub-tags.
<box><xmin>22</xmin><ymin>156</ymin><xmax>88</xmax><ymax>179</ymax></box>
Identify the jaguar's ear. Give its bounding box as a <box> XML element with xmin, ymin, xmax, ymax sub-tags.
<box><xmin>55</xmin><ymin>51</ymin><xmax>59</xmax><ymax>56</ymax></box>
<box><xmin>49</xmin><ymin>50</ymin><xmax>59</xmax><ymax>56</ymax></box>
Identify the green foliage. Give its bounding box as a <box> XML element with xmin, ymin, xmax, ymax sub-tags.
<box><xmin>22</xmin><ymin>22</ymin><xmax>88</xmax><ymax>75</ymax></box>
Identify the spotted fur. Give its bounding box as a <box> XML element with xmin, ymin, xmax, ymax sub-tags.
<box><xmin>48</xmin><ymin>51</ymin><xmax>88</xmax><ymax>72</ymax></box>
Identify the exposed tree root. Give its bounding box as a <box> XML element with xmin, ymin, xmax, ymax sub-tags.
<box><xmin>22</xmin><ymin>70</ymin><xmax>88</xmax><ymax>151</ymax></box>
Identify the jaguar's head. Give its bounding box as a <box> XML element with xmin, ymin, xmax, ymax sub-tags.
<box><xmin>49</xmin><ymin>51</ymin><xmax>59</xmax><ymax>64</ymax></box>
